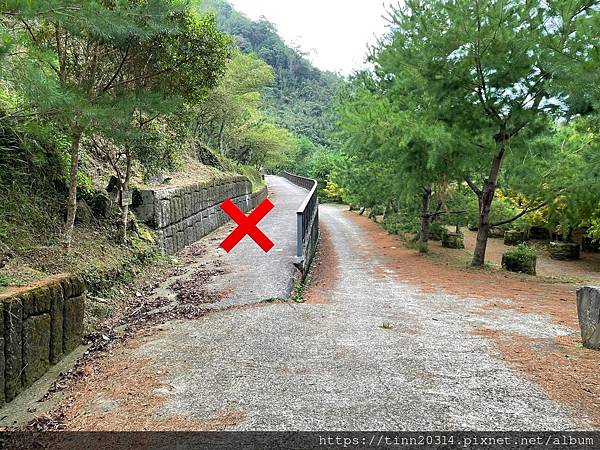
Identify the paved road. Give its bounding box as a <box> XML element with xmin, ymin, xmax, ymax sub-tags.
<box><xmin>205</xmin><ymin>175</ymin><xmax>307</xmax><ymax>308</ymax></box>
<box><xmin>62</xmin><ymin>200</ymin><xmax>594</xmax><ymax>430</ymax></box>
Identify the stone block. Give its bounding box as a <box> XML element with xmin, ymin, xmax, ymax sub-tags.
<box><xmin>49</xmin><ymin>283</ymin><xmax>64</xmax><ymax>364</ymax></box>
<box><xmin>193</xmin><ymin>191</ymin><xmax>200</xmax><ymax>212</ymax></box>
<box><xmin>4</xmin><ymin>297</ymin><xmax>23</xmax><ymax>401</ymax></box>
<box><xmin>529</xmin><ymin>226</ymin><xmax>550</xmax><ymax>240</ymax></box>
<box><xmin>64</xmin><ymin>275</ymin><xmax>85</xmax><ymax>299</ymax></box>
<box><xmin>134</xmin><ymin>190</ymin><xmax>155</xmax><ymax>224</ymax></box>
<box><xmin>194</xmin><ymin>220</ymin><xmax>202</xmax><ymax>240</ymax></box>
<box><xmin>176</xmin><ymin>230</ymin><xmax>185</xmax><ymax>252</ymax></box>
<box><xmin>165</xmin><ymin>237</ymin><xmax>174</xmax><ymax>255</ymax></box>
<box><xmin>158</xmin><ymin>199</ymin><xmax>171</xmax><ymax>229</ymax></box>
<box><xmin>504</xmin><ymin>230</ymin><xmax>526</xmax><ymax>246</ymax></box>
<box><xmin>184</xmin><ymin>191</ymin><xmax>192</xmax><ymax>218</ymax></box>
<box><xmin>184</xmin><ymin>226</ymin><xmax>192</xmax><ymax>246</ymax></box>
<box><xmin>22</xmin><ymin>313</ymin><xmax>51</xmax><ymax>387</ymax></box>
<box><xmin>442</xmin><ymin>232</ymin><xmax>465</xmax><ymax>249</ymax></box>
<box><xmin>549</xmin><ymin>242</ymin><xmax>580</xmax><ymax>261</ymax></box>
<box><xmin>488</xmin><ymin>227</ymin><xmax>504</xmax><ymax>239</ymax></box>
<box><xmin>169</xmin><ymin>197</ymin><xmax>178</xmax><ymax>225</ymax></box>
<box><xmin>22</xmin><ymin>286</ymin><xmax>51</xmax><ymax>318</ymax></box>
<box><xmin>63</xmin><ymin>295</ymin><xmax>85</xmax><ymax>353</ymax></box>
<box><xmin>577</xmin><ymin>286</ymin><xmax>600</xmax><ymax>350</ymax></box>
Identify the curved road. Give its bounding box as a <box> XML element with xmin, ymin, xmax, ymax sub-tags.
<box><xmin>46</xmin><ymin>177</ymin><xmax>592</xmax><ymax>430</ymax></box>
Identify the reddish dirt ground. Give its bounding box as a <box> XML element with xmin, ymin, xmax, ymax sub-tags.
<box><xmin>436</xmin><ymin>228</ymin><xmax>600</xmax><ymax>283</ymax></box>
<box><xmin>304</xmin><ymin>222</ymin><xmax>339</xmax><ymax>304</ymax></box>
<box><xmin>344</xmin><ymin>211</ymin><xmax>600</xmax><ymax>426</ymax></box>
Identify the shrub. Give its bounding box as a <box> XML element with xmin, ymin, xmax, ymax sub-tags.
<box><xmin>382</xmin><ymin>213</ymin><xmax>420</xmax><ymax>235</ymax></box>
<box><xmin>442</xmin><ymin>232</ymin><xmax>465</xmax><ymax>249</ymax></box>
<box><xmin>429</xmin><ymin>222</ymin><xmax>447</xmax><ymax>241</ymax></box>
<box><xmin>502</xmin><ymin>244</ymin><xmax>537</xmax><ymax>275</ymax></box>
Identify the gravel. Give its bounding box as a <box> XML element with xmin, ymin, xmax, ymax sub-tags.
<box><xmin>128</xmin><ymin>201</ymin><xmax>591</xmax><ymax>430</ymax></box>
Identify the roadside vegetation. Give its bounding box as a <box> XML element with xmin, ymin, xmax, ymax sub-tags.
<box><xmin>2</xmin><ymin>0</ymin><xmax>600</xmax><ymax>292</ymax></box>
<box><xmin>292</xmin><ymin>0</ymin><xmax>600</xmax><ymax>274</ymax></box>
<box><xmin>0</xmin><ymin>0</ymin><xmax>339</xmax><ymax>295</ymax></box>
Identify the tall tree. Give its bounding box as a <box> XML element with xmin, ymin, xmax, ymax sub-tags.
<box><xmin>374</xmin><ymin>0</ymin><xmax>599</xmax><ymax>266</ymax></box>
<box><xmin>1</xmin><ymin>0</ymin><xmax>231</xmax><ymax>248</ymax></box>
<box><xmin>336</xmin><ymin>71</ymin><xmax>459</xmax><ymax>251</ymax></box>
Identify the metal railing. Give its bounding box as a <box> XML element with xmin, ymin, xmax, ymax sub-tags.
<box><xmin>282</xmin><ymin>171</ymin><xmax>319</xmax><ymax>259</ymax></box>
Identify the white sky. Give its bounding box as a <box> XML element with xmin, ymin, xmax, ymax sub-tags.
<box><xmin>228</xmin><ymin>0</ymin><xmax>391</xmax><ymax>75</ymax></box>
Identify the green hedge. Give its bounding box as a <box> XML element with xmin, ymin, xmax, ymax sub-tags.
<box><xmin>502</xmin><ymin>244</ymin><xmax>537</xmax><ymax>275</ymax></box>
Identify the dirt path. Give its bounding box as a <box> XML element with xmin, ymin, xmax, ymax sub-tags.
<box><xmin>35</xmin><ymin>203</ymin><xmax>599</xmax><ymax>431</ymax></box>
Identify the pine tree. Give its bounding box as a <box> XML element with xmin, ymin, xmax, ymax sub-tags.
<box><xmin>1</xmin><ymin>0</ymin><xmax>231</xmax><ymax>248</ymax></box>
<box><xmin>372</xmin><ymin>0</ymin><xmax>599</xmax><ymax>266</ymax></box>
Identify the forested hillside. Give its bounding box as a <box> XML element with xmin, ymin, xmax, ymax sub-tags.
<box><xmin>0</xmin><ymin>0</ymin><xmax>291</xmax><ymax>290</ymax></box>
<box><xmin>202</xmin><ymin>0</ymin><xmax>340</xmax><ymax>147</ymax></box>
<box><xmin>200</xmin><ymin>0</ymin><xmax>342</xmax><ymax>180</ymax></box>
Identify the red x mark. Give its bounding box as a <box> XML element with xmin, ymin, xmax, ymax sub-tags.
<box><xmin>220</xmin><ymin>198</ymin><xmax>275</xmax><ymax>253</ymax></box>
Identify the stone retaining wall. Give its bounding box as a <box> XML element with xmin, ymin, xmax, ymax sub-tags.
<box><xmin>134</xmin><ymin>176</ymin><xmax>268</xmax><ymax>255</ymax></box>
<box><xmin>0</xmin><ymin>275</ymin><xmax>85</xmax><ymax>406</ymax></box>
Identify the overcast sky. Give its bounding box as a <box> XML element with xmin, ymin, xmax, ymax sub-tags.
<box><xmin>228</xmin><ymin>0</ymin><xmax>391</xmax><ymax>75</ymax></box>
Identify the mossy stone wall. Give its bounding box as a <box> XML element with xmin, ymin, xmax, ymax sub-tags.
<box><xmin>134</xmin><ymin>176</ymin><xmax>268</xmax><ymax>255</ymax></box>
<box><xmin>0</xmin><ymin>274</ymin><xmax>85</xmax><ymax>405</ymax></box>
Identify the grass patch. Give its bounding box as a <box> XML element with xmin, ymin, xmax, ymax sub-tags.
<box><xmin>0</xmin><ymin>273</ymin><xmax>26</xmax><ymax>288</ymax></box>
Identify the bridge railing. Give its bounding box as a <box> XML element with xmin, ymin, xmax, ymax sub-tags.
<box><xmin>281</xmin><ymin>172</ymin><xmax>319</xmax><ymax>267</ymax></box>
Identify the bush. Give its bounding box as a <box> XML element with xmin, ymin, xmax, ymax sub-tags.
<box><xmin>321</xmin><ymin>180</ymin><xmax>346</xmax><ymax>203</ymax></box>
<box><xmin>502</xmin><ymin>244</ymin><xmax>537</xmax><ymax>275</ymax></box>
<box><xmin>382</xmin><ymin>213</ymin><xmax>420</xmax><ymax>235</ymax></box>
<box><xmin>442</xmin><ymin>231</ymin><xmax>465</xmax><ymax>249</ymax></box>
<box><xmin>429</xmin><ymin>222</ymin><xmax>447</xmax><ymax>241</ymax></box>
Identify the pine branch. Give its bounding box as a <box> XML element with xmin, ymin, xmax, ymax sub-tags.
<box><xmin>102</xmin><ymin>44</ymin><xmax>130</xmax><ymax>92</ymax></box>
<box><xmin>491</xmin><ymin>202</ymin><xmax>547</xmax><ymax>227</ymax></box>
<box><xmin>465</xmin><ymin>175</ymin><xmax>483</xmax><ymax>198</ymax></box>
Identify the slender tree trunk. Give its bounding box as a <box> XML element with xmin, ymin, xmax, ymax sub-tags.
<box><xmin>218</xmin><ymin>120</ymin><xmax>225</xmax><ymax>153</ymax></box>
<box><xmin>383</xmin><ymin>200</ymin><xmax>393</xmax><ymax>222</ymax></box>
<box><xmin>121</xmin><ymin>148</ymin><xmax>132</xmax><ymax>242</ymax></box>
<box><xmin>63</xmin><ymin>126</ymin><xmax>83</xmax><ymax>250</ymax></box>
<box><xmin>419</xmin><ymin>188</ymin><xmax>432</xmax><ymax>253</ymax></box>
<box><xmin>472</xmin><ymin>140</ymin><xmax>506</xmax><ymax>267</ymax></box>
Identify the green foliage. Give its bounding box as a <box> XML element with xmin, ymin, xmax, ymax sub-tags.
<box><xmin>383</xmin><ymin>213</ymin><xmax>421</xmax><ymax>236</ymax></box>
<box><xmin>0</xmin><ymin>273</ymin><xmax>25</xmax><ymax>288</ymax></box>
<box><xmin>502</xmin><ymin>244</ymin><xmax>537</xmax><ymax>276</ymax></box>
<box><xmin>522</xmin><ymin>119</ymin><xmax>600</xmax><ymax>238</ymax></box>
<box><xmin>334</xmin><ymin>0</ymin><xmax>600</xmax><ymax>265</ymax></box>
<box><xmin>200</xmin><ymin>0</ymin><xmax>341</xmax><ymax>148</ymax></box>
<box><xmin>429</xmin><ymin>222</ymin><xmax>447</xmax><ymax>241</ymax></box>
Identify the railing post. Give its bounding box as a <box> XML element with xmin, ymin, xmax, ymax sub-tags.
<box><xmin>296</xmin><ymin>212</ymin><xmax>303</xmax><ymax>258</ymax></box>
<box><xmin>282</xmin><ymin>171</ymin><xmax>319</xmax><ymax>266</ymax></box>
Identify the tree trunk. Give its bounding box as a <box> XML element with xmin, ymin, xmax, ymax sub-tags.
<box><xmin>63</xmin><ymin>126</ymin><xmax>83</xmax><ymax>250</ymax></box>
<box><xmin>471</xmin><ymin>141</ymin><xmax>506</xmax><ymax>267</ymax></box>
<box><xmin>218</xmin><ymin>120</ymin><xmax>226</xmax><ymax>153</ymax></box>
<box><xmin>121</xmin><ymin>148</ymin><xmax>132</xmax><ymax>242</ymax></box>
<box><xmin>419</xmin><ymin>188</ymin><xmax>432</xmax><ymax>253</ymax></box>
